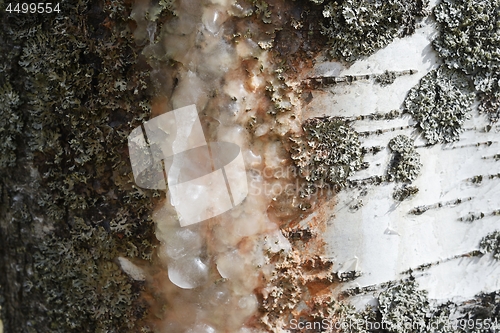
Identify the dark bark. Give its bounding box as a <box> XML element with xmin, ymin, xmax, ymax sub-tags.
<box><xmin>0</xmin><ymin>2</ymin><xmax>162</xmax><ymax>332</ymax></box>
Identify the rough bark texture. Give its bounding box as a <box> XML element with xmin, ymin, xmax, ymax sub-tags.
<box><xmin>0</xmin><ymin>1</ymin><xmax>163</xmax><ymax>331</ymax></box>
<box><xmin>1</xmin><ymin>0</ymin><xmax>499</xmax><ymax>332</ymax></box>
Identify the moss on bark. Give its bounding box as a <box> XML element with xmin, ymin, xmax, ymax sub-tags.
<box><xmin>0</xmin><ymin>1</ymin><xmax>162</xmax><ymax>331</ymax></box>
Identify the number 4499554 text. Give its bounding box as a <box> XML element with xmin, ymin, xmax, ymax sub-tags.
<box><xmin>6</xmin><ymin>3</ymin><xmax>61</xmax><ymax>14</ymax></box>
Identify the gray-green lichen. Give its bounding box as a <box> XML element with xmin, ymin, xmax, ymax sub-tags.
<box><xmin>433</xmin><ymin>0</ymin><xmax>500</xmax><ymax>121</ymax></box>
<box><xmin>416</xmin><ymin>290</ymin><xmax>500</xmax><ymax>333</ymax></box>
<box><xmin>252</xmin><ymin>0</ymin><xmax>273</xmax><ymax>24</ymax></box>
<box><xmin>404</xmin><ymin>68</ymin><xmax>474</xmax><ymax>144</ymax></box>
<box><xmin>0</xmin><ymin>1</ymin><xmax>160</xmax><ymax>332</ymax></box>
<box><xmin>329</xmin><ymin>302</ymin><xmax>375</xmax><ymax>333</ymax></box>
<box><xmin>387</xmin><ymin>135</ymin><xmax>421</xmax><ymax>183</ymax></box>
<box><xmin>345</xmin><ymin>279</ymin><xmax>500</xmax><ymax>333</ymax></box>
<box><xmin>379</xmin><ymin>279</ymin><xmax>430</xmax><ymax>333</ymax></box>
<box><xmin>319</xmin><ymin>0</ymin><xmax>429</xmax><ymax>63</ymax></box>
<box><xmin>393</xmin><ymin>184</ymin><xmax>419</xmax><ymax>201</ymax></box>
<box><xmin>375</xmin><ymin>70</ymin><xmax>398</xmax><ymax>86</ymax></box>
<box><xmin>0</xmin><ymin>83</ymin><xmax>22</xmax><ymax>168</ymax></box>
<box><xmin>479</xmin><ymin>231</ymin><xmax>500</xmax><ymax>260</ymax></box>
<box><xmin>290</xmin><ymin>117</ymin><xmax>363</xmax><ymax>192</ymax></box>
<box><xmin>34</xmin><ymin>219</ymin><xmax>139</xmax><ymax>332</ymax></box>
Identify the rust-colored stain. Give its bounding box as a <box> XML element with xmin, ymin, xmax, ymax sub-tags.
<box><xmin>133</xmin><ymin>0</ymin><xmax>344</xmax><ymax>331</ymax></box>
